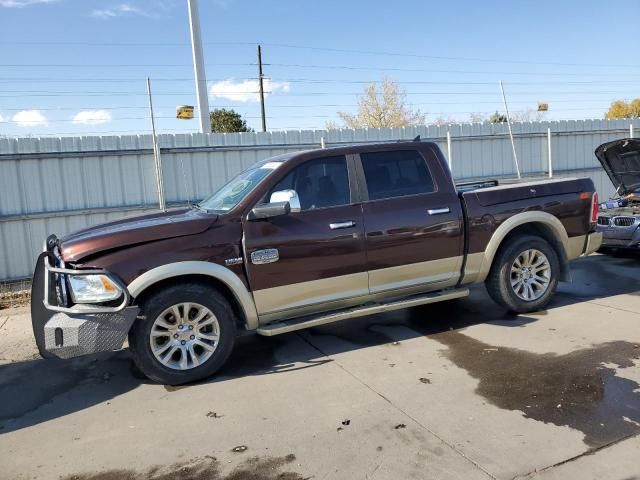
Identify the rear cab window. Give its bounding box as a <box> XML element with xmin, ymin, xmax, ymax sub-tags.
<box><xmin>360</xmin><ymin>149</ymin><xmax>436</xmax><ymax>201</ymax></box>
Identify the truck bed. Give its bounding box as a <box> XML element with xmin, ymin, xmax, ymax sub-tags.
<box><xmin>460</xmin><ymin>176</ymin><xmax>596</xmax><ymax>268</ymax></box>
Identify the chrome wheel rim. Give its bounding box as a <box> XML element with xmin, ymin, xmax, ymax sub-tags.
<box><xmin>149</xmin><ymin>302</ymin><xmax>220</xmax><ymax>370</ymax></box>
<box><xmin>510</xmin><ymin>249</ymin><xmax>551</xmax><ymax>301</ymax></box>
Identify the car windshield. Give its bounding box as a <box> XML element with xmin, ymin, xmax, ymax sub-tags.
<box><xmin>198</xmin><ymin>161</ymin><xmax>283</xmax><ymax>212</ymax></box>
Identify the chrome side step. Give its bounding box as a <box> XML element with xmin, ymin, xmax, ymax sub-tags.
<box><xmin>256</xmin><ymin>288</ymin><xmax>469</xmax><ymax>336</ymax></box>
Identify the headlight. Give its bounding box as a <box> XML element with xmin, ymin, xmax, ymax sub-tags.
<box><xmin>68</xmin><ymin>275</ymin><xmax>122</xmax><ymax>304</ymax></box>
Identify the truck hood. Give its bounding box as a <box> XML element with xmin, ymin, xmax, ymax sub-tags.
<box><xmin>595</xmin><ymin>138</ymin><xmax>640</xmax><ymax>196</ymax></box>
<box><xmin>60</xmin><ymin>208</ymin><xmax>218</xmax><ymax>262</ymax></box>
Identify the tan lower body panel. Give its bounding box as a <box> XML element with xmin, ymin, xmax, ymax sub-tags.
<box><xmin>461</xmin><ymin>252</ymin><xmax>485</xmax><ymax>284</ymax></box>
<box><xmin>253</xmin><ymin>272</ymin><xmax>369</xmax><ymax>318</ymax></box>
<box><xmin>567</xmin><ymin>234</ymin><xmax>587</xmax><ymax>260</ymax></box>
<box><xmin>583</xmin><ymin>232</ymin><xmax>602</xmax><ymax>256</ymax></box>
<box><xmin>254</xmin><ymin>256</ymin><xmax>462</xmax><ymax>324</ymax></box>
<box><xmin>256</xmin><ymin>287</ymin><xmax>470</xmax><ymax>336</ymax></box>
<box><xmin>368</xmin><ymin>256</ymin><xmax>462</xmax><ymax>294</ymax></box>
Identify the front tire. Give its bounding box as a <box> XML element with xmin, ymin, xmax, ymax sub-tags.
<box><xmin>129</xmin><ymin>283</ymin><xmax>236</xmax><ymax>385</ymax></box>
<box><xmin>485</xmin><ymin>235</ymin><xmax>560</xmax><ymax>313</ymax></box>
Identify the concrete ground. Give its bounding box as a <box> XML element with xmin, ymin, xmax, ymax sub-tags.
<box><xmin>0</xmin><ymin>253</ymin><xmax>639</xmax><ymax>480</ymax></box>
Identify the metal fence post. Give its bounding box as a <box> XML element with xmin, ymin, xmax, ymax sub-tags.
<box><xmin>631</xmin><ymin>123</ymin><xmax>635</xmax><ymax>139</ymax></box>
<box><xmin>499</xmin><ymin>80</ymin><xmax>521</xmax><ymax>179</ymax></box>
<box><xmin>547</xmin><ymin>128</ymin><xmax>553</xmax><ymax>178</ymax></box>
<box><xmin>146</xmin><ymin>77</ymin><xmax>166</xmax><ymax>212</ymax></box>
<box><xmin>446</xmin><ymin>130</ymin><xmax>452</xmax><ymax>171</ymax></box>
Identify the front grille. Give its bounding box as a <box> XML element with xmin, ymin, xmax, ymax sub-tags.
<box><xmin>614</xmin><ymin>216</ymin><xmax>636</xmax><ymax>227</ymax></box>
<box><xmin>597</xmin><ymin>216</ymin><xmax>610</xmax><ymax>226</ymax></box>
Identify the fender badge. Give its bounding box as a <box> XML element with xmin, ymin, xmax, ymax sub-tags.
<box><xmin>251</xmin><ymin>249</ymin><xmax>279</xmax><ymax>265</ymax></box>
<box><xmin>224</xmin><ymin>257</ymin><xmax>243</xmax><ymax>266</ymax></box>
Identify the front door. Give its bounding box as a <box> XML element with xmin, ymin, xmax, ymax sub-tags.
<box><xmin>243</xmin><ymin>155</ymin><xmax>368</xmax><ymax>320</ymax></box>
<box><xmin>357</xmin><ymin>148</ymin><xmax>463</xmax><ymax>296</ymax></box>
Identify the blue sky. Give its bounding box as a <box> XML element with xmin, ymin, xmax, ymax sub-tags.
<box><xmin>1</xmin><ymin>0</ymin><xmax>639</xmax><ymax>136</ymax></box>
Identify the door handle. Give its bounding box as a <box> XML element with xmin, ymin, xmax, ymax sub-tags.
<box><xmin>329</xmin><ymin>221</ymin><xmax>356</xmax><ymax>230</ymax></box>
<box><xmin>428</xmin><ymin>207</ymin><xmax>451</xmax><ymax>215</ymax></box>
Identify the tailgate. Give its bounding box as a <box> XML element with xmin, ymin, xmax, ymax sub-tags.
<box><xmin>470</xmin><ymin>178</ymin><xmax>587</xmax><ymax>207</ymax></box>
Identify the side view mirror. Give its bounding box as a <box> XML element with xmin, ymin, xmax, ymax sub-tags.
<box><xmin>270</xmin><ymin>189</ymin><xmax>301</xmax><ymax>213</ymax></box>
<box><xmin>248</xmin><ymin>201</ymin><xmax>290</xmax><ymax>220</ymax></box>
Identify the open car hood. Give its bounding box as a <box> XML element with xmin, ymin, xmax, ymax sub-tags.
<box><xmin>60</xmin><ymin>208</ymin><xmax>218</xmax><ymax>262</ymax></box>
<box><xmin>595</xmin><ymin>138</ymin><xmax>640</xmax><ymax>196</ymax></box>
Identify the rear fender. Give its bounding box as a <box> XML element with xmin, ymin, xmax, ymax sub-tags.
<box><xmin>467</xmin><ymin>212</ymin><xmax>571</xmax><ymax>284</ymax></box>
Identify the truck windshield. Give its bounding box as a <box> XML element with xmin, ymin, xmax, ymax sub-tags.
<box><xmin>198</xmin><ymin>161</ymin><xmax>283</xmax><ymax>212</ymax></box>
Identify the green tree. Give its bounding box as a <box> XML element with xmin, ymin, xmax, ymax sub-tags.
<box><xmin>605</xmin><ymin>99</ymin><xmax>640</xmax><ymax>119</ymax></box>
<box><xmin>337</xmin><ymin>78</ymin><xmax>425</xmax><ymax>128</ymax></box>
<box><xmin>209</xmin><ymin>108</ymin><xmax>253</xmax><ymax>133</ymax></box>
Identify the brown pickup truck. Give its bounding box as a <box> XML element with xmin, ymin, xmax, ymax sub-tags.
<box><xmin>31</xmin><ymin>140</ymin><xmax>602</xmax><ymax>384</ymax></box>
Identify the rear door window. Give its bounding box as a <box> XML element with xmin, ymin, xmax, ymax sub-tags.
<box><xmin>360</xmin><ymin>150</ymin><xmax>435</xmax><ymax>201</ymax></box>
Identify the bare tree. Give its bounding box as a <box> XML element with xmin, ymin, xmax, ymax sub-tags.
<box><xmin>509</xmin><ymin>109</ymin><xmax>546</xmax><ymax>122</ymax></box>
<box><xmin>430</xmin><ymin>115</ymin><xmax>456</xmax><ymax>126</ymax></box>
<box><xmin>468</xmin><ymin>113</ymin><xmax>487</xmax><ymax>123</ymax></box>
<box><xmin>481</xmin><ymin>109</ymin><xmax>546</xmax><ymax>123</ymax></box>
<box><xmin>337</xmin><ymin>78</ymin><xmax>425</xmax><ymax>128</ymax></box>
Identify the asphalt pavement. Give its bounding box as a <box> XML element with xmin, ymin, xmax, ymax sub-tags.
<box><xmin>0</xmin><ymin>253</ymin><xmax>639</xmax><ymax>480</ymax></box>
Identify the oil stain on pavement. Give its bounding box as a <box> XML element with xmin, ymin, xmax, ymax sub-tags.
<box><xmin>61</xmin><ymin>453</ymin><xmax>305</xmax><ymax>480</ymax></box>
<box><xmin>308</xmin><ymin>290</ymin><xmax>640</xmax><ymax>449</ymax></box>
<box><xmin>432</xmin><ymin>331</ymin><xmax>640</xmax><ymax>447</ymax></box>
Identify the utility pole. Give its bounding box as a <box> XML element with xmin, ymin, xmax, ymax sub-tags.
<box><xmin>257</xmin><ymin>44</ymin><xmax>267</xmax><ymax>132</ymax></box>
<box><xmin>499</xmin><ymin>80</ymin><xmax>521</xmax><ymax>180</ymax></box>
<box><xmin>187</xmin><ymin>0</ymin><xmax>211</xmax><ymax>134</ymax></box>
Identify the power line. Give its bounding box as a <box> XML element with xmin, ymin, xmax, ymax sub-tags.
<box><xmin>0</xmin><ymin>100</ymin><xmax>623</xmax><ymax>116</ymax></box>
<box><xmin>0</xmin><ymin>63</ymin><xmax>254</xmax><ymax>68</ymax></box>
<box><xmin>0</xmin><ymin>41</ymin><xmax>254</xmax><ymax>47</ymax></box>
<box><xmin>0</xmin><ymin>77</ymin><xmax>254</xmax><ymax>83</ymax></box>
<box><xmin>258</xmin><ymin>42</ymin><xmax>640</xmax><ymax>69</ymax></box>
<box><xmin>2</xmin><ymin>60</ymin><xmax>638</xmax><ymax>79</ymax></box>
<box><xmin>4</xmin><ymin>39</ymin><xmax>640</xmax><ymax>69</ymax></box>
<box><xmin>265</xmin><ymin>62</ymin><xmax>640</xmax><ymax>78</ymax></box>
<box><xmin>1</xmin><ymin>90</ymin><xmax>636</xmax><ymax>99</ymax></box>
<box><xmin>2</xmin><ymin>76</ymin><xmax>639</xmax><ymax>86</ymax></box>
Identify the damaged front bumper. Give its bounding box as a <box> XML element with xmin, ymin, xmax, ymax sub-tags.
<box><xmin>31</xmin><ymin>240</ymin><xmax>139</xmax><ymax>360</ymax></box>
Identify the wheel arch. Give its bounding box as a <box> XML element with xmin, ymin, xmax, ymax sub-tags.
<box><xmin>476</xmin><ymin>212</ymin><xmax>570</xmax><ymax>283</ymax></box>
<box><xmin>127</xmin><ymin>262</ymin><xmax>259</xmax><ymax>330</ymax></box>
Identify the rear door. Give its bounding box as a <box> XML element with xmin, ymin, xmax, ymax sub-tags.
<box><xmin>356</xmin><ymin>147</ymin><xmax>464</xmax><ymax>296</ymax></box>
<box><xmin>243</xmin><ymin>154</ymin><xmax>368</xmax><ymax>320</ymax></box>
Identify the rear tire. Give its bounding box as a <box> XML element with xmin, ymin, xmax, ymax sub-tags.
<box><xmin>129</xmin><ymin>283</ymin><xmax>236</xmax><ymax>385</ymax></box>
<box><xmin>485</xmin><ymin>235</ymin><xmax>560</xmax><ymax>313</ymax></box>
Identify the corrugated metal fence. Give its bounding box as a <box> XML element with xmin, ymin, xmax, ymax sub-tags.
<box><xmin>1</xmin><ymin>118</ymin><xmax>638</xmax><ymax>281</ymax></box>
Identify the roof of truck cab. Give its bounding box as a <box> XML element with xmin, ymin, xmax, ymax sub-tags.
<box><xmin>269</xmin><ymin>141</ymin><xmax>436</xmax><ymax>160</ymax></box>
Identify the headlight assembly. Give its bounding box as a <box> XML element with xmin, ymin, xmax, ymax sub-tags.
<box><xmin>68</xmin><ymin>274</ymin><xmax>122</xmax><ymax>304</ymax></box>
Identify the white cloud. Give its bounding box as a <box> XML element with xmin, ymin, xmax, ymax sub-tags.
<box><xmin>0</xmin><ymin>0</ymin><xmax>58</xmax><ymax>7</ymax></box>
<box><xmin>208</xmin><ymin>78</ymin><xmax>291</xmax><ymax>103</ymax></box>
<box><xmin>90</xmin><ymin>3</ymin><xmax>151</xmax><ymax>19</ymax></box>
<box><xmin>72</xmin><ymin>110</ymin><xmax>112</xmax><ymax>125</ymax></box>
<box><xmin>0</xmin><ymin>114</ymin><xmax>6</xmax><ymax>122</ymax></box>
<box><xmin>12</xmin><ymin>110</ymin><xmax>48</xmax><ymax>127</ymax></box>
